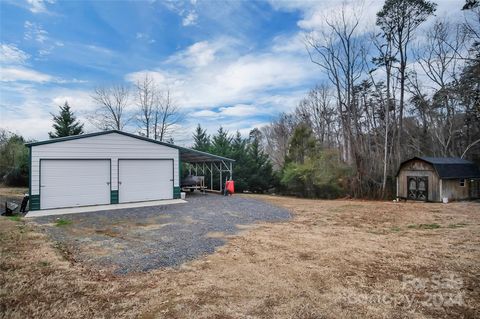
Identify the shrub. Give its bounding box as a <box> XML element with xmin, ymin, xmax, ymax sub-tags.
<box><xmin>0</xmin><ymin>131</ymin><xmax>29</xmax><ymax>187</ymax></box>
<box><xmin>281</xmin><ymin>149</ymin><xmax>351</xmax><ymax>198</ymax></box>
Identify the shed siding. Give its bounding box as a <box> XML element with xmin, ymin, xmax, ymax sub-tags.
<box><xmin>30</xmin><ymin>133</ymin><xmax>179</xmax><ymax>196</ymax></box>
<box><xmin>442</xmin><ymin>179</ymin><xmax>469</xmax><ymax>200</ymax></box>
<box><xmin>397</xmin><ymin>159</ymin><xmax>440</xmax><ymax>201</ymax></box>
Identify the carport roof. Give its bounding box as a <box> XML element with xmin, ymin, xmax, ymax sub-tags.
<box><xmin>25</xmin><ymin>130</ymin><xmax>234</xmax><ymax>163</ymax></box>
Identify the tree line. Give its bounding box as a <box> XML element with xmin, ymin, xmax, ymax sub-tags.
<box><xmin>1</xmin><ymin>0</ymin><xmax>478</xmax><ymax>200</ymax></box>
<box><xmin>191</xmin><ymin>125</ymin><xmax>276</xmax><ymax>193</ymax></box>
<box><xmin>262</xmin><ymin>0</ymin><xmax>480</xmax><ymax>198</ymax></box>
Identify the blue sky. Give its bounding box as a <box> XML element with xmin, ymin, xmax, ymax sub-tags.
<box><xmin>0</xmin><ymin>0</ymin><xmax>464</xmax><ymax>145</ymax></box>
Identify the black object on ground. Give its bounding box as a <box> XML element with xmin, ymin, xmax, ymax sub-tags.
<box><xmin>4</xmin><ymin>201</ymin><xmax>18</xmax><ymax>216</ymax></box>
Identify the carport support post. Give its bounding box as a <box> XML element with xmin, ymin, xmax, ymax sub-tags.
<box><xmin>210</xmin><ymin>162</ymin><xmax>213</xmax><ymax>190</ymax></box>
<box><xmin>230</xmin><ymin>162</ymin><xmax>233</xmax><ymax>180</ymax></box>
<box><xmin>220</xmin><ymin>167</ymin><xmax>222</xmax><ymax>192</ymax></box>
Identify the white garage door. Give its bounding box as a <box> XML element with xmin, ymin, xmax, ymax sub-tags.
<box><xmin>118</xmin><ymin>159</ymin><xmax>173</xmax><ymax>203</ymax></box>
<box><xmin>40</xmin><ymin>160</ymin><xmax>111</xmax><ymax>210</ymax></box>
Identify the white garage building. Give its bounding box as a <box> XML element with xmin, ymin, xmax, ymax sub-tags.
<box><xmin>26</xmin><ymin>130</ymin><xmax>234</xmax><ymax>211</ymax></box>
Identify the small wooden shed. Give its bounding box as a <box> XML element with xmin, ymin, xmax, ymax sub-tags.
<box><xmin>396</xmin><ymin>157</ymin><xmax>480</xmax><ymax>202</ymax></box>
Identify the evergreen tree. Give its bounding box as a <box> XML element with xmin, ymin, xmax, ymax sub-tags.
<box><xmin>211</xmin><ymin>126</ymin><xmax>232</xmax><ymax>157</ymax></box>
<box><xmin>246</xmin><ymin>128</ymin><xmax>275</xmax><ymax>193</ymax></box>
<box><xmin>286</xmin><ymin>123</ymin><xmax>317</xmax><ymax>165</ymax></box>
<box><xmin>48</xmin><ymin>102</ymin><xmax>84</xmax><ymax>138</ymax></box>
<box><xmin>192</xmin><ymin>124</ymin><xmax>211</xmax><ymax>152</ymax></box>
<box><xmin>231</xmin><ymin>131</ymin><xmax>249</xmax><ymax>192</ymax></box>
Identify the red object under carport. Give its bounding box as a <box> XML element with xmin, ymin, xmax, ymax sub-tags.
<box><xmin>225</xmin><ymin>180</ymin><xmax>235</xmax><ymax>195</ymax></box>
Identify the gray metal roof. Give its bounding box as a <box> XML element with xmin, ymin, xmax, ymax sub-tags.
<box><xmin>417</xmin><ymin>157</ymin><xmax>473</xmax><ymax>165</ymax></box>
<box><xmin>25</xmin><ymin>130</ymin><xmax>235</xmax><ymax>163</ymax></box>
<box><xmin>398</xmin><ymin>156</ymin><xmax>480</xmax><ymax>179</ymax></box>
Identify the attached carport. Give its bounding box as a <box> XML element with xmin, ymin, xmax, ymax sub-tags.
<box><xmin>178</xmin><ymin>147</ymin><xmax>234</xmax><ymax>192</ymax></box>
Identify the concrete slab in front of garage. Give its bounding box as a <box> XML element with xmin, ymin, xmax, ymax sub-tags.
<box><xmin>25</xmin><ymin>199</ymin><xmax>186</xmax><ymax>218</ymax></box>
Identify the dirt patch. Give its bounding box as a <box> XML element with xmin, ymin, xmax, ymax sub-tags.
<box><xmin>1</xmin><ymin>195</ymin><xmax>479</xmax><ymax>318</ymax></box>
<box><xmin>205</xmin><ymin>231</ymin><xmax>227</xmax><ymax>238</ymax></box>
<box><xmin>0</xmin><ymin>186</ymin><xmax>27</xmax><ymax>198</ymax></box>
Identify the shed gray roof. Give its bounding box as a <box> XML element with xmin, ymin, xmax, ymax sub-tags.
<box><xmin>417</xmin><ymin>157</ymin><xmax>473</xmax><ymax>165</ymax></box>
<box><xmin>398</xmin><ymin>156</ymin><xmax>480</xmax><ymax>179</ymax></box>
<box><xmin>25</xmin><ymin>130</ymin><xmax>235</xmax><ymax>163</ymax></box>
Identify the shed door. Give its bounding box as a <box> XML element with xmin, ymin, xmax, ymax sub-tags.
<box><xmin>40</xmin><ymin>160</ymin><xmax>110</xmax><ymax>209</ymax></box>
<box><xmin>118</xmin><ymin>159</ymin><xmax>173</xmax><ymax>203</ymax></box>
<box><xmin>407</xmin><ymin>176</ymin><xmax>428</xmax><ymax>201</ymax></box>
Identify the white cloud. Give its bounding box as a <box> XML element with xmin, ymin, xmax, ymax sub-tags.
<box><xmin>126</xmin><ymin>51</ymin><xmax>315</xmax><ymax>110</ymax></box>
<box><xmin>271</xmin><ymin>33</ymin><xmax>306</xmax><ymax>53</ymax></box>
<box><xmin>124</xmin><ymin>33</ymin><xmax>318</xmax><ymax>145</ymax></box>
<box><xmin>51</xmin><ymin>91</ymin><xmax>96</xmax><ymax>111</ymax></box>
<box><xmin>182</xmin><ymin>11</ymin><xmax>198</xmax><ymax>26</ymax></box>
<box><xmin>219</xmin><ymin>104</ymin><xmax>258</xmax><ymax>117</ymax></box>
<box><xmin>190</xmin><ymin>110</ymin><xmax>220</xmax><ymax>118</ymax></box>
<box><xmin>24</xmin><ymin>21</ymin><xmax>49</xmax><ymax>43</ymax></box>
<box><xmin>168</xmin><ymin>41</ymin><xmax>217</xmax><ymax>68</ymax></box>
<box><xmin>0</xmin><ymin>44</ymin><xmax>30</xmax><ymax>64</ymax></box>
<box><xmin>270</xmin><ymin>0</ymin><xmax>465</xmax><ymax>33</ymax></box>
<box><xmin>0</xmin><ymin>87</ymin><xmax>98</xmax><ymax>140</ymax></box>
<box><xmin>26</xmin><ymin>0</ymin><xmax>56</xmax><ymax>14</ymax></box>
<box><xmin>0</xmin><ymin>66</ymin><xmax>86</xmax><ymax>84</ymax></box>
<box><xmin>125</xmin><ymin>70</ymin><xmax>169</xmax><ymax>85</ymax></box>
<box><xmin>23</xmin><ymin>21</ymin><xmax>66</xmax><ymax>57</ymax></box>
<box><xmin>162</xmin><ymin>0</ymin><xmax>199</xmax><ymax>27</ymax></box>
<box><xmin>167</xmin><ymin>38</ymin><xmax>242</xmax><ymax>69</ymax></box>
<box><xmin>0</xmin><ymin>67</ymin><xmax>53</xmax><ymax>82</ymax></box>
<box><xmin>126</xmin><ymin>37</ymin><xmax>316</xmax><ymax>113</ymax></box>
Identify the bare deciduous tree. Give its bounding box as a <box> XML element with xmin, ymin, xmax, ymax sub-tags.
<box><xmin>295</xmin><ymin>84</ymin><xmax>338</xmax><ymax>148</ymax></box>
<box><xmin>153</xmin><ymin>89</ymin><xmax>183</xmax><ymax>142</ymax></box>
<box><xmin>412</xmin><ymin>19</ymin><xmax>466</xmax><ymax>156</ymax></box>
<box><xmin>376</xmin><ymin>0</ymin><xmax>436</xmax><ymax>161</ymax></box>
<box><xmin>135</xmin><ymin>74</ymin><xmax>156</xmax><ymax>138</ymax></box>
<box><xmin>261</xmin><ymin>113</ymin><xmax>296</xmax><ymax>170</ymax></box>
<box><xmin>90</xmin><ymin>85</ymin><xmax>131</xmax><ymax>131</ymax></box>
<box><xmin>305</xmin><ymin>3</ymin><xmax>366</xmax><ymax>165</ymax></box>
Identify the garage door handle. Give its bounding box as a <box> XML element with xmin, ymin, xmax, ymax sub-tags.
<box><xmin>170</xmin><ymin>179</ymin><xmax>174</xmax><ymax>181</ymax></box>
<box><xmin>119</xmin><ymin>181</ymin><xmax>122</xmax><ymax>185</ymax></box>
<box><xmin>106</xmin><ymin>182</ymin><xmax>110</xmax><ymax>185</ymax></box>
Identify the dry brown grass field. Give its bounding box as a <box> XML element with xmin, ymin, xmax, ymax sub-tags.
<box><xmin>1</xmin><ymin>193</ymin><xmax>479</xmax><ymax>318</ymax></box>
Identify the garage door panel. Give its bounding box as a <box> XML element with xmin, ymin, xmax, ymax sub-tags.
<box><xmin>40</xmin><ymin>160</ymin><xmax>110</xmax><ymax>209</ymax></box>
<box><xmin>119</xmin><ymin>159</ymin><xmax>173</xmax><ymax>203</ymax></box>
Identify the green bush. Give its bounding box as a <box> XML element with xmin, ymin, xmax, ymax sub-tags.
<box><xmin>281</xmin><ymin>149</ymin><xmax>351</xmax><ymax>199</ymax></box>
<box><xmin>0</xmin><ymin>132</ymin><xmax>29</xmax><ymax>187</ymax></box>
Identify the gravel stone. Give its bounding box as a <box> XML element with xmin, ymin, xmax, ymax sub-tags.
<box><xmin>32</xmin><ymin>193</ymin><xmax>291</xmax><ymax>274</ymax></box>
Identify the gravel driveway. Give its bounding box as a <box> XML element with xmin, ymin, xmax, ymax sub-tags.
<box><xmin>32</xmin><ymin>193</ymin><xmax>291</xmax><ymax>274</ymax></box>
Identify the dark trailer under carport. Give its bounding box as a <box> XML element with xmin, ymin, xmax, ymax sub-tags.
<box><xmin>179</xmin><ymin>148</ymin><xmax>234</xmax><ymax>193</ymax></box>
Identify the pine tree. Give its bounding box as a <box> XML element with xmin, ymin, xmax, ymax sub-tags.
<box><xmin>286</xmin><ymin>123</ymin><xmax>317</xmax><ymax>165</ymax></box>
<box><xmin>192</xmin><ymin>124</ymin><xmax>211</xmax><ymax>152</ymax></box>
<box><xmin>246</xmin><ymin>128</ymin><xmax>275</xmax><ymax>193</ymax></box>
<box><xmin>211</xmin><ymin>126</ymin><xmax>232</xmax><ymax>157</ymax></box>
<box><xmin>48</xmin><ymin>102</ymin><xmax>84</xmax><ymax>138</ymax></box>
<box><xmin>231</xmin><ymin>131</ymin><xmax>249</xmax><ymax>192</ymax></box>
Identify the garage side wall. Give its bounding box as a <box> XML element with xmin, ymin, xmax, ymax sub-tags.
<box><xmin>397</xmin><ymin>159</ymin><xmax>440</xmax><ymax>202</ymax></box>
<box><xmin>30</xmin><ymin>133</ymin><xmax>180</xmax><ymax>210</ymax></box>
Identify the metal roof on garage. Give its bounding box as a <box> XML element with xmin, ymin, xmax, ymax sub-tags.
<box><xmin>397</xmin><ymin>156</ymin><xmax>480</xmax><ymax>179</ymax></box>
<box><xmin>25</xmin><ymin>130</ymin><xmax>235</xmax><ymax>163</ymax></box>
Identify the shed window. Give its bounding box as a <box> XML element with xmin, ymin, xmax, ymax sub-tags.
<box><xmin>459</xmin><ymin>179</ymin><xmax>465</xmax><ymax>187</ymax></box>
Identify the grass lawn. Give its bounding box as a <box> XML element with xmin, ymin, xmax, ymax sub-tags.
<box><xmin>0</xmin><ymin>194</ymin><xmax>479</xmax><ymax>318</ymax></box>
